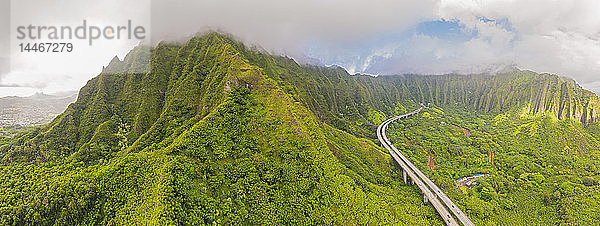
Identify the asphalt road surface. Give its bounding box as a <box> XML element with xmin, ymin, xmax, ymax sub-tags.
<box><xmin>377</xmin><ymin>105</ymin><xmax>474</xmax><ymax>226</ymax></box>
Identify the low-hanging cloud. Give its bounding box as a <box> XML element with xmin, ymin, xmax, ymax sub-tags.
<box><xmin>150</xmin><ymin>0</ymin><xmax>438</xmax><ymax>54</ymax></box>
<box><xmin>149</xmin><ymin>0</ymin><xmax>600</xmax><ymax>93</ymax></box>
<box><xmin>2</xmin><ymin>0</ymin><xmax>600</xmax><ymax>95</ymax></box>
<box><xmin>436</xmin><ymin>0</ymin><xmax>600</xmax><ymax>92</ymax></box>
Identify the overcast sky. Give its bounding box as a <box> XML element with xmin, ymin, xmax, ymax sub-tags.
<box><xmin>1</xmin><ymin>0</ymin><xmax>600</xmax><ymax>96</ymax></box>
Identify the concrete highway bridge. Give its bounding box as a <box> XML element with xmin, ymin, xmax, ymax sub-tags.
<box><xmin>376</xmin><ymin>104</ymin><xmax>474</xmax><ymax>226</ymax></box>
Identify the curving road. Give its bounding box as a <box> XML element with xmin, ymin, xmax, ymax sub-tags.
<box><xmin>377</xmin><ymin>104</ymin><xmax>474</xmax><ymax>226</ymax></box>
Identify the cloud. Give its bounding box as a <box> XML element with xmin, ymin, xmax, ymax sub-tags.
<box><xmin>304</xmin><ymin>0</ymin><xmax>600</xmax><ymax>93</ymax></box>
<box><xmin>435</xmin><ymin>0</ymin><xmax>600</xmax><ymax>91</ymax></box>
<box><xmin>2</xmin><ymin>0</ymin><xmax>600</xmax><ymax>96</ymax></box>
<box><xmin>0</xmin><ymin>0</ymin><xmax>9</xmax><ymax>82</ymax></box>
<box><xmin>150</xmin><ymin>0</ymin><xmax>439</xmax><ymax>57</ymax></box>
<box><xmin>1</xmin><ymin>0</ymin><xmax>151</xmax><ymax>96</ymax></box>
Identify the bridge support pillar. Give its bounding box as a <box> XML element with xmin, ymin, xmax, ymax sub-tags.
<box><xmin>423</xmin><ymin>195</ymin><xmax>428</xmax><ymax>203</ymax></box>
<box><xmin>403</xmin><ymin>170</ymin><xmax>407</xmax><ymax>184</ymax></box>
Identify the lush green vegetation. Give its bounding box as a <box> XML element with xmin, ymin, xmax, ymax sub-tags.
<box><xmin>0</xmin><ymin>33</ymin><xmax>441</xmax><ymax>225</ymax></box>
<box><xmin>0</xmin><ymin>125</ymin><xmax>36</xmax><ymax>138</ymax></box>
<box><xmin>388</xmin><ymin>106</ymin><xmax>600</xmax><ymax>225</ymax></box>
<box><xmin>1</xmin><ymin>31</ymin><xmax>599</xmax><ymax>225</ymax></box>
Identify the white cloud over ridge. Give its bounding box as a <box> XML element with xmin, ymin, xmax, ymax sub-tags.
<box><xmin>150</xmin><ymin>0</ymin><xmax>439</xmax><ymax>57</ymax></box>
<box><xmin>434</xmin><ymin>0</ymin><xmax>600</xmax><ymax>91</ymax></box>
<box><xmin>2</xmin><ymin>0</ymin><xmax>600</xmax><ymax>95</ymax></box>
<box><xmin>153</xmin><ymin>0</ymin><xmax>600</xmax><ymax>92</ymax></box>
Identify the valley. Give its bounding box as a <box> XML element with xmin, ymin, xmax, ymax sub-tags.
<box><xmin>0</xmin><ymin>32</ymin><xmax>599</xmax><ymax>225</ymax></box>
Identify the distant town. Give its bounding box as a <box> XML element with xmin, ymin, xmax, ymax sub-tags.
<box><xmin>0</xmin><ymin>92</ymin><xmax>76</xmax><ymax>136</ymax></box>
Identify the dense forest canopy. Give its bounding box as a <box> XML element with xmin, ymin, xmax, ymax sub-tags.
<box><xmin>1</xmin><ymin>32</ymin><xmax>599</xmax><ymax>225</ymax></box>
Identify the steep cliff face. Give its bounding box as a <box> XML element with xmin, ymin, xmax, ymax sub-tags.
<box><xmin>1</xmin><ymin>34</ymin><xmax>248</xmax><ymax>162</ymax></box>
<box><xmin>0</xmin><ymin>32</ymin><xmax>440</xmax><ymax>225</ymax></box>
<box><xmin>391</xmin><ymin>72</ymin><xmax>600</xmax><ymax>123</ymax></box>
<box><xmin>526</xmin><ymin>74</ymin><xmax>599</xmax><ymax>123</ymax></box>
<box><xmin>1</xmin><ymin>32</ymin><xmax>600</xmax><ymax>225</ymax></box>
<box><xmin>4</xmin><ymin>33</ymin><xmax>598</xmax><ymax>164</ymax></box>
<box><xmin>238</xmin><ymin>50</ymin><xmax>600</xmax><ymax>140</ymax></box>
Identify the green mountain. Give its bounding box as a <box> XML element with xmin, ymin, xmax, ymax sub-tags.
<box><xmin>1</xmin><ymin>32</ymin><xmax>599</xmax><ymax>225</ymax></box>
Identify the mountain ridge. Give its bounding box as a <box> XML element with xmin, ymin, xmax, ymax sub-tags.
<box><xmin>0</xmin><ymin>32</ymin><xmax>440</xmax><ymax>225</ymax></box>
<box><xmin>1</xmin><ymin>31</ymin><xmax>599</xmax><ymax>225</ymax></box>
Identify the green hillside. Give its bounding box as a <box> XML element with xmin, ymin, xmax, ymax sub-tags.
<box><xmin>387</xmin><ymin>106</ymin><xmax>600</xmax><ymax>225</ymax></box>
<box><xmin>0</xmin><ymin>33</ymin><xmax>439</xmax><ymax>225</ymax></box>
<box><xmin>1</xmin><ymin>32</ymin><xmax>600</xmax><ymax>225</ymax></box>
